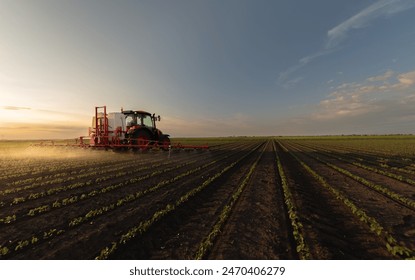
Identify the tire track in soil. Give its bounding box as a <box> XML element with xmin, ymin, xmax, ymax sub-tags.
<box><xmin>276</xmin><ymin>141</ymin><xmax>394</xmax><ymax>259</ymax></box>
<box><xmin>284</xmin><ymin>141</ymin><xmax>415</xmax><ymax>253</ymax></box>
<box><xmin>9</xmin><ymin>142</ymin><xmax>261</xmax><ymax>259</ymax></box>
<box><xmin>207</xmin><ymin>141</ymin><xmax>296</xmax><ymax>259</ymax></box>
<box><xmin>105</xmin><ymin>142</ymin><xmax>266</xmax><ymax>259</ymax></box>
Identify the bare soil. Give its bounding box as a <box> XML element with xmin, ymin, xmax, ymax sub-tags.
<box><xmin>1</xmin><ymin>139</ymin><xmax>414</xmax><ymax>260</ymax></box>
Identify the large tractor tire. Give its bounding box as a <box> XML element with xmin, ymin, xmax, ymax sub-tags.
<box><xmin>159</xmin><ymin>135</ymin><xmax>171</xmax><ymax>151</ymax></box>
<box><xmin>132</xmin><ymin>130</ymin><xmax>152</xmax><ymax>150</ymax></box>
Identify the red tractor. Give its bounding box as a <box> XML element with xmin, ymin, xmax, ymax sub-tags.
<box><xmin>88</xmin><ymin>106</ymin><xmax>171</xmax><ymax>150</ymax></box>
<box><xmin>123</xmin><ymin>109</ymin><xmax>170</xmax><ymax>150</ymax></box>
<box><xmin>33</xmin><ymin>106</ymin><xmax>208</xmax><ymax>150</ymax></box>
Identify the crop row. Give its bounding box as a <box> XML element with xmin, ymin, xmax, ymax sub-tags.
<box><xmin>0</xmin><ymin>227</ymin><xmax>66</xmax><ymax>257</ymax></box>
<box><xmin>0</xmin><ymin>141</ymin><xmax>238</xmax><ymax>185</ymax></box>
<box><xmin>0</xmin><ymin>154</ymin><xmax>120</xmax><ymax>182</ymax></box>
<box><xmin>95</xmin><ymin>142</ymin><xmax>264</xmax><ymax>259</ymax></box>
<box><xmin>286</xmin><ymin>141</ymin><xmax>415</xmax><ymax>211</ymax></box>
<box><xmin>0</xmin><ymin>162</ymin><xmax>197</xmax><ymax>256</ymax></box>
<box><xmin>2</xmin><ymin>156</ymin><xmax>154</xmax><ymax>189</ymax></box>
<box><xmin>300</xmin><ymin>139</ymin><xmax>415</xmax><ymax>165</ymax></box>
<box><xmin>0</xmin><ymin>153</ymin><xmax>201</xmax><ymax>210</ymax></box>
<box><xmin>274</xmin><ymin>141</ymin><xmax>311</xmax><ymax>259</ymax></box>
<box><xmin>0</xmin><ymin>159</ymin><xmax>196</xmax><ymax>225</ymax></box>
<box><xmin>0</xmin><ymin>142</ymin><xmax>247</xmax><ymax>223</ymax></box>
<box><xmin>324</xmin><ymin>162</ymin><xmax>415</xmax><ymax>210</ymax></box>
<box><xmin>0</xmin><ymin>154</ymin><xmax>174</xmax><ymax>196</ymax></box>
<box><xmin>0</xmin><ymin>140</ymin><xmax>241</xmax><ymax>185</ymax></box>
<box><xmin>0</xmin><ymin>142</ymin><xmax>260</xmax><ymax>258</ymax></box>
<box><xmin>1</xmin><ymin>141</ymin><xmax>248</xmax><ymax>224</ymax></box>
<box><xmin>278</xmin><ymin>141</ymin><xmax>415</xmax><ymax>259</ymax></box>
<box><xmin>67</xmin><ymin>156</ymin><xmax>222</xmax><ymax>227</ymax></box>
<box><xmin>295</xmin><ymin>140</ymin><xmax>415</xmax><ymax>180</ymax></box>
<box><xmin>194</xmin><ymin>142</ymin><xmax>267</xmax><ymax>259</ymax></box>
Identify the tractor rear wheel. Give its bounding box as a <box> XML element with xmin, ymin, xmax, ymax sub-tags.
<box><xmin>132</xmin><ymin>130</ymin><xmax>152</xmax><ymax>150</ymax></box>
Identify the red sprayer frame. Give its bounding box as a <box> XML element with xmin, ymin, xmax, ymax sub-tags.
<box><xmin>33</xmin><ymin>106</ymin><xmax>209</xmax><ymax>151</ymax></box>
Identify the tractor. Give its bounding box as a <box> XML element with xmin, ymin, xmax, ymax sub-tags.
<box><xmin>123</xmin><ymin>109</ymin><xmax>170</xmax><ymax>150</ymax></box>
<box><xmin>89</xmin><ymin>106</ymin><xmax>171</xmax><ymax>150</ymax></box>
<box><xmin>32</xmin><ymin>106</ymin><xmax>208</xmax><ymax>150</ymax></box>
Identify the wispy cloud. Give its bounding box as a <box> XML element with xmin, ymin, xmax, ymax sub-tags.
<box><xmin>271</xmin><ymin>69</ymin><xmax>415</xmax><ymax>135</ymax></box>
<box><xmin>277</xmin><ymin>49</ymin><xmax>332</xmax><ymax>88</ymax></box>
<box><xmin>312</xmin><ymin>69</ymin><xmax>415</xmax><ymax>120</ymax></box>
<box><xmin>2</xmin><ymin>106</ymin><xmax>31</xmax><ymax>110</ymax></box>
<box><xmin>277</xmin><ymin>0</ymin><xmax>415</xmax><ymax>87</ymax></box>
<box><xmin>397</xmin><ymin>71</ymin><xmax>415</xmax><ymax>87</ymax></box>
<box><xmin>366</xmin><ymin>70</ymin><xmax>394</xmax><ymax>82</ymax></box>
<box><xmin>326</xmin><ymin>0</ymin><xmax>415</xmax><ymax>49</ymax></box>
<box><xmin>1</xmin><ymin>105</ymin><xmax>88</xmax><ymax>117</ymax></box>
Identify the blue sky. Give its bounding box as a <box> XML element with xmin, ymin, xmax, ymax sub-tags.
<box><xmin>1</xmin><ymin>0</ymin><xmax>415</xmax><ymax>139</ymax></box>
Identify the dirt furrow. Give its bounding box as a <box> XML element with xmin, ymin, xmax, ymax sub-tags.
<box><xmin>284</xmin><ymin>141</ymin><xmax>415</xmax><ymax>253</ymax></box>
<box><xmin>292</xmin><ymin>141</ymin><xmax>415</xmax><ymax>199</ymax></box>
<box><xmin>207</xmin><ymin>141</ymin><xmax>295</xmax><ymax>259</ymax></box>
<box><xmin>104</xmin><ymin>142</ymin><xmax>265</xmax><ymax>259</ymax></box>
<box><xmin>8</xmin><ymin>142</ymin><xmax>261</xmax><ymax>259</ymax></box>
<box><xmin>276</xmin><ymin>141</ymin><xmax>394</xmax><ymax>259</ymax></box>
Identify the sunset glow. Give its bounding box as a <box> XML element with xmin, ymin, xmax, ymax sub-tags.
<box><xmin>1</xmin><ymin>0</ymin><xmax>415</xmax><ymax>139</ymax></box>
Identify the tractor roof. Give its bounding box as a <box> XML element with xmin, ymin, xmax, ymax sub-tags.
<box><xmin>122</xmin><ymin>110</ymin><xmax>152</xmax><ymax>116</ymax></box>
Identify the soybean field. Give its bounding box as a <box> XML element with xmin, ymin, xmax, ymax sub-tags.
<box><xmin>0</xmin><ymin>136</ymin><xmax>414</xmax><ymax>259</ymax></box>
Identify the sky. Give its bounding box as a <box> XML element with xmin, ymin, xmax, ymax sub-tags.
<box><xmin>1</xmin><ymin>0</ymin><xmax>415</xmax><ymax>139</ymax></box>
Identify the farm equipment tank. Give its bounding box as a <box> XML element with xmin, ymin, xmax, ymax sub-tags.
<box><xmin>89</xmin><ymin>106</ymin><xmax>171</xmax><ymax>150</ymax></box>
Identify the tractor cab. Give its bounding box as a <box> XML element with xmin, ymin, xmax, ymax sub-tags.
<box><xmin>121</xmin><ymin>109</ymin><xmax>169</xmax><ymax>149</ymax></box>
<box><xmin>123</xmin><ymin>110</ymin><xmax>158</xmax><ymax>130</ymax></box>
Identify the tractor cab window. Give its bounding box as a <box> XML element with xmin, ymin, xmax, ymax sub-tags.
<box><xmin>142</xmin><ymin>114</ymin><xmax>153</xmax><ymax>127</ymax></box>
<box><xmin>125</xmin><ymin>115</ymin><xmax>136</xmax><ymax>126</ymax></box>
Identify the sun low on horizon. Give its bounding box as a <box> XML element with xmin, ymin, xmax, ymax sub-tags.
<box><xmin>0</xmin><ymin>105</ymin><xmax>88</xmax><ymax>140</ymax></box>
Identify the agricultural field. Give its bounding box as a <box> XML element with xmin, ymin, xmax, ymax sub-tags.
<box><xmin>0</xmin><ymin>136</ymin><xmax>414</xmax><ymax>260</ymax></box>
